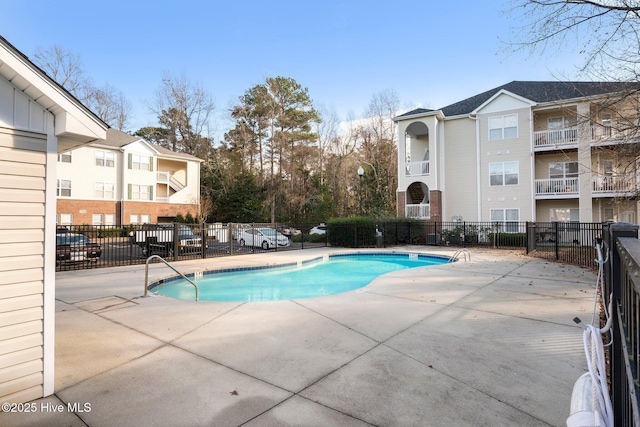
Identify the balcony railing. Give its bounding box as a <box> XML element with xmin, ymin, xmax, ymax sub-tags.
<box><xmin>405</xmin><ymin>203</ymin><xmax>430</xmax><ymax>219</ymax></box>
<box><xmin>592</xmin><ymin>175</ymin><xmax>637</xmax><ymax>194</ymax></box>
<box><xmin>533</xmin><ymin>127</ymin><xmax>578</xmax><ymax>149</ymax></box>
<box><xmin>406</xmin><ymin>161</ymin><xmax>430</xmax><ymax>176</ymax></box>
<box><xmin>591</xmin><ymin>125</ymin><xmax>639</xmax><ymax>142</ymax></box>
<box><xmin>535</xmin><ymin>177</ymin><xmax>579</xmax><ymax>196</ymax></box>
<box><xmin>157</xmin><ymin>171</ymin><xmax>170</xmax><ymax>183</ymax></box>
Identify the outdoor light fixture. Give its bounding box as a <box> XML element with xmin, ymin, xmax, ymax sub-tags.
<box><xmin>357</xmin><ymin>166</ymin><xmax>364</xmax><ymax>215</ymax></box>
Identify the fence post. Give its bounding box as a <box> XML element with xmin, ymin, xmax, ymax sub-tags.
<box><xmin>201</xmin><ymin>222</ymin><xmax>207</xmax><ymax>259</ymax></box>
<box><xmin>554</xmin><ymin>221</ymin><xmax>559</xmax><ymax>260</ymax></box>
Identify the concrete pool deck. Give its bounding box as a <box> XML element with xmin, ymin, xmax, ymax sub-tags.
<box><xmin>1</xmin><ymin>246</ymin><xmax>598</xmax><ymax>426</ymax></box>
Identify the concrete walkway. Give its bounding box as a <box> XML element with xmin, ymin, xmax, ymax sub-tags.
<box><xmin>1</xmin><ymin>247</ymin><xmax>598</xmax><ymax>426</ymax></box>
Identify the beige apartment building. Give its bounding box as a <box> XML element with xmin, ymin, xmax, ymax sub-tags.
<box><xmin>56</xmin><ymin>129</ymin><xmax>202</xmax><ymax>226</ymax></box>
<box><xmin>395</xmin><ymin>81</ymin><xmax>640</xmax><ymax>227</ymax></box>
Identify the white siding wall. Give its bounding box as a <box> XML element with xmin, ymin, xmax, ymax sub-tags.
<box><xmin>0</xmin><ymin>127</ymin><xmax>47</xmax><ymax>403</ymax></box>
<box><xmin>57</xmin><ymin>146</ymin><xmax>120</xmax><ymax>200</ymax></box>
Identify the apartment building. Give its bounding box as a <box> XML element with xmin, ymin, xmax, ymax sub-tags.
<box><xmin>395</xmin><ymin>81</ymin><xmax>640</xmax><ymax>227</ymax></box>
<box><xmin>56</xmin><ymin>128</ymin><xmax>202</xmax><ymax>225</ymax></box>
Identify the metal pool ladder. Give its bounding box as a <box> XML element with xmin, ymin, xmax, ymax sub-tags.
<box><xmin>448</xmin><ymin>248</ymin><xmax>470</xmax><ymax>263</ymax></box>
<box><xmin>144</xmin><ymin>255</ymin><xmax>199</xmax><ymax>301</ymax></box>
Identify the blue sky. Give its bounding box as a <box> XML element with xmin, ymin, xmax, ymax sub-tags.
<box><xmin>2</xmin><ymin>0</ymin><xmax>583</xmax><ymax>137</ymax></box>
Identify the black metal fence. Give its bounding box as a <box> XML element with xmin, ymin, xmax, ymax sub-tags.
<box><xmin>55</xmin><ymin>220</ymin><xmax>607</xmax><ymax>271</ymax></box>
<box><xmin>603</xmin><ymin>222</ymin><xmax>640</xmax><ymax>426</ymax></box>
<box><xmin>55</xmin><ymin>222</ymin><xmax>329</xmax><ymax>271</ymax></box>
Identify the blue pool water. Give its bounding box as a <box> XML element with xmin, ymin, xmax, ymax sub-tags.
<box><xmin>149</xmin><ymin>253</ymin><xmax>449</xmax><ymax>302</ymax></box>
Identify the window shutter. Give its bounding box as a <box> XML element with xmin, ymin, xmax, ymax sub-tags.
<box><xmin>127</xmin><ymin>184</ymin><xmax>132</xmax><ymax>200</ymax></box>
<box><xmin>149</xmin><ymin>186</ymin><xmax>153</xmax><ymax>201</ymax></box>
<box><xmin>128</xmin><ymin>153</ymin><xmax>132</xmax><ymax>169</ymax></box>
<box><xmin>149</xmin><ymin>156</ymin><xmax>154</xmax><ymax>172</ymax></box>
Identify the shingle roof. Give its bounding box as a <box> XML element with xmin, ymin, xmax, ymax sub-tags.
<box><xmin>100</xmin><ymin>129</ymin><xmax>202</xmax><ymax>161</ymax></box>
<box><xmin>398</xmin><ymin>81</ymin><xmax>640</xmax><ymax>119</ymax></box>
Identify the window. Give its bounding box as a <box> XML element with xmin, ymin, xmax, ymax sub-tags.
<box><xmin>489</xmin><ymin>114</ymin><xmax>518</xmax><ymax>140</ymax></box>
<box><xmin>129</xmin><ymin>214</ymin><xmax>150</xmax><ymax>225</ymax></box>
<box><xmin>550</xmin><ymin>208</ymin><xmax>579</xmax><ymax>222</ymax></box>
<box><xmin>58</xmin><ymin>151</ymin><xmax>72</xmax><ymax>163</ymax></box>
<box><xmin>58</xmin><ymin>213</ymin><xmax>73</xmax><ymax>225</ymax></box>
<box><xmin>95</xmin><ymin>182</ymin><xmax>115</xmax><ymax>199</ymax></box>
<box><xmin>128</xmin><ymin>184</ymin><xmax>153</xmax><ymax>201</ymax></box>
<box><xmin>57</xmin><ymin>179</ymin><xmax>71</xmax><ymax>197</ymax></box>
<box><xmin>549</xmin><ymin>162</ymin><xmax>578</xmax><ymax>179</ymax></box>
<box><xmin>105</xmin><ymin>214</ymin><xmax>116</xmax><ymax>226</ymax></box>
<box><xmin>490</xmin><ymin>208</ymin><xmax>520</xmax><ymax>232</ymax></box>
<box><xmin>130</xmin><ymin>154</ymin><xmax>151</xmax><ymax>171</ymax></box>
<box><xmin>92</xmin><ymin>214</ymin><xmax>103</xmax><ymax>226</ymax></box>
<box><xmin>95</xmin><ymin>150</ymin><xmax>115</xmax><ymax>167</ymax></box>
<box><xmin>489</xmin><ymin>161</ymin><xmax>519</xmax><ymax>186</ymax></box>
<box><xmin>548</xmin><ymin>117</ymin><xmax>565</xmax><ymax>130</ymax></box>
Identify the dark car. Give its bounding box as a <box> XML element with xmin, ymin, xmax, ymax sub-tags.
<box><xmin>56</xmin><ymin>233</ymin><xmax>101</xmax><ymax>264</ymax></box>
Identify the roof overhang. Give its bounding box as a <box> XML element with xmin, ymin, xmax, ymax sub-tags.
<box><xmin>0</xmin><ymin>37</ymin><xmax>107</xmax><ymax>152</ymax></box>
<box><xmin>393</xmin><ymin>109</ymin><xmax>444</xmax><ymax>122</ymax></box>
<box><xmin>471</xmin><ymin>89</ymin><xmax>536</xmax><ymax>114</ymax></box>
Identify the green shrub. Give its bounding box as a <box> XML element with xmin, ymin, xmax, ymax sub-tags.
<box><xmin>327</xmin><ymin>217</ymin><xmax>376</xmax><ymax>247</ymax></box>
<box><xmin>292</xmin><ymin>233</ymin><xmax>326</xmax><ymax>243</ymax></box>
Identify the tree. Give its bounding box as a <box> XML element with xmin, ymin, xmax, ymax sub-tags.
<box><xmin>84</xmin><ymin>83</ymin><xmax>132</xmax><ymax>131</ymax></box>
<box><xmin>33</xmin><ymin>45</ymin><xmax>132</xmax><ymax>129</ymax></box>
<box><xmin>152</xmin><ymin>72</ymin><xmax>216</xmax><ymax>159</ymax></box>
<box><xmin>506</xmin><ymin>1</ymin><xmax>640</xmax><ymax>77</ymax></box>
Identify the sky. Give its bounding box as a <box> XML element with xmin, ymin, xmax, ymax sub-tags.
<box><xmin>1</xmin><ymin>0</ymin><xmax>585</xmax><ymax>139</ymax></box>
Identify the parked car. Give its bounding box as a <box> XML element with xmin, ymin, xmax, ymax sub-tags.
<box><xmin>238</xmin><ymin>227</ymin><xmax>291</xmax><ymax>250</ymax></box>
<box><xmin>309</xmin><ymin>224</ymin><xmax>327</xmax><ymax>235</ymax></box>
<box><xmin>130</xmin><ymin>224</ymin><xmax>205</xmax><ymax>256</ymax></box>
<box><xmin>56</xmin><ymin>233</ymin><xmax>101</xmax><ymax>264</ymax></box>
<box><xmin>277</xmin><ymin>225</ymin><xmax>301</xmax><ymax>237</ymax></box>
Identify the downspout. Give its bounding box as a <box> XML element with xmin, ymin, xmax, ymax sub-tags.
<box><xmin>472</xmin><ymin>114</ymin><xmax>481</xmax><ymax>220</ymax></box>
<box><xmin>530</xmin><ymin>109</ymin><xmax>535</xmax><ymax>220</ymax></box>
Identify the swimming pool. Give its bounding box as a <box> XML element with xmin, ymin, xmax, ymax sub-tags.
<box><xmin>148</xmin><ymin>252</ymin><xmax>450</xmax><ymax>302</ymax></box>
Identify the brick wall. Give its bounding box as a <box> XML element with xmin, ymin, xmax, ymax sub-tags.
<box><xmin>429</xmin><ymin>190</ymin><xmax>442</xmax><ymax>222</ymax></box>
<box><xmin>397</xmin><ymin>191</ymin><xmax>406</xmax><ymax>217</ymax></box>
<box><xmin>56</xmin><ymin>199</ymin><xmax>199</xmax><ymax>225</ymax></box>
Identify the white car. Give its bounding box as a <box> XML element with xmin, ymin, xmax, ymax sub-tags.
<box><xmin>309</xmin><ymin>224</ymin><xmax>327</xmax><ymax>235</ymax></box>
<box><xmin>238</xmin><ymin>227</ymin><xmax>291</xmax><ymax>250</ymax></box>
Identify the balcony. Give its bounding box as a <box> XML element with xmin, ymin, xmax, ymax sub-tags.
<box><xmin>533</xmin><ymin>127</ymin><xmax>578</xmax><ymax>150</ymax></box>
<box><xmin>535</xmin><ymin>178</ymin><xmax>579</xmax><ymax>197</ymax></box>
<box><xmin>157</xmin><ymin>171</ymin><xmax>186</xmax><ymax>192</ymax></box>
<box><xmin>406</xmin><ymin>161</ymin><xmax>429</xmax><ymax>177</ymax></box>
<box><xmin>405</xmin><ymin>203</ymin><xmax>430</xmax><ymax>219</ymax></box>
<box><xmin>592</xmin><ymin>174</ymin><xmax>638</xmax><ymax>195</ymax></box>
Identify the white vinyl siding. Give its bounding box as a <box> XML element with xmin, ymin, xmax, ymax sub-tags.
<box><xmin>0</xmin><ymin>128</ymin><xmax>46</xmax><ymax>404</ymax></box>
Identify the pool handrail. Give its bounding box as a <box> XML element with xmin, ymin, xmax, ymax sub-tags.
<box><xmin>449</xmin><ymin>248</ymin><xmax>470</xmax><ymax>263</ymax></box>
<box><xmin>144</xmin><ymin>255</ymin><xmax>199</xmax><ymax>301</ymax></box>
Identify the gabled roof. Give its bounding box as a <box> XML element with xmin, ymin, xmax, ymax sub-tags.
<box><xmin>99</xmin><ymin>129</ymin><xmax>202</xmax><ymax>162</ymax></box>
<box><xmin>0</xmin><ymin>36</ymin><xmax>108</xmax><ymax>152</ymax></box>
<box><xmin>397</xmin><ymin>81</ymin><xmax>640</xmax><ymax>120</ymax></box>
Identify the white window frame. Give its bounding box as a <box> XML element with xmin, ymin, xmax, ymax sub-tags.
<box><xmin>105</xmin><ymin>214</ymin><xmax>116</xmax><ymax>226</ymax></box>
<box><xmin>57</xmin><ymin>179</ymin><xmax>71</xmax><ymax>197</ymax></box>
<box><xmin>57</xmin><ymin>151</ymin><xmax>72</xmax><ymax>163</ymax></box>
<box><xmin>92</xmin><ymin>214</ymin><xmax>104</xmax><ymax>226</ymax></box>
<box><xmin>489</xmin><ymin>161</ymin><xmax>519</xmax><ymax>186</ymax></box>
<box><xmin>549</xmin><ymin>162</ymin><xmax>578</xmax><ymax>179</ymax></box>
<box><xmin>490</xmin><ymin>208</ymin><xmax>520</xmax><ymax>233</ymax></box>
<box><xmin>132</xmin><ymin>154</ymin><xmax>150</xmax><ymax>171</ymax></box>
<box><xmin>488</xmin><ymin>114</ymin><xmax>518</xmax><ymax>141</ymax></box>
<box><xmin>550</xmin><ymin>208</ymin><xmax>579</xmax><ymax>222</ymax></box>
<box><xmin>95</xmin><ymin>150</ymin><xmax>115</xmax><ymax>167</ymax></box>
<box><xmin>95</xmin><ymin>182</ymin><xmax>115</xmax><ymax>199</ymax></box>
<box><xmin>141</xmin><ymin>214</ymin><xmax>151</xmax><ymax>224</ymax></box>
<box><xmin>130</xmin><ymin>214</ymin><xmax>140</xmax><ymax>225</ymax></box>
<box><xmin>59</xmin><ymin>213</ymin><xmax>73</xmax><ymax>226</ymax></box>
